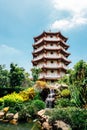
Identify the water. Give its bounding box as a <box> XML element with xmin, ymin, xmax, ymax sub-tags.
<box><xmin>45</xmin><ymin>89</ymin><xmax>55</xmax><ymax>108</ymax></box>
<box><xmin>0</xmin><ymin>122</ymin><xmax>40</xmax><ymax>130</ymax></box>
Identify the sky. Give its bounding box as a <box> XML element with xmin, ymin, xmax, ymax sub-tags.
<box><xmin>0</xmin><ymin>0</ymin><xmax>87</xmax><ymax>73</ymax></box>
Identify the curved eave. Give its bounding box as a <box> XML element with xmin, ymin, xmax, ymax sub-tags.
<box><xmin>33</xmin><ymin>39</ymin><xmax>69</xmax><ymax>49</ymax></box>
<box><xmin>32</xmin><ymin>47</ymin><xmax>70</xmax><ymax>57</ymax></box>
<box><xmin>42</xmin><ymin>66</ymin><xmax>67</xmax><ymax>71</ymax></box>
<box><xmin>58</xmin><ymin>49</ymin><xmax>71</xmax><ymax>57</ymax></box>
<box><xmin>32</xmin><ymin>57</ymin><xmax>71</xmax><ymax>65</ymax></box>
<box><xmin>34</xmin><ymin>31</ymin><xmax>68</xmax><ymax>42</ymax></box>
<box><xmin>39</xmin><ymin>76</ymin><xmax>60</xmax><ymax>80</ymax></box>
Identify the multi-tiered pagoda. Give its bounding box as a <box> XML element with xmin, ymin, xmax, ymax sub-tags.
<box><xmin>32</xmin><ymin>31</ymin><xmax>71</xmax><ymax>82</ymax></box>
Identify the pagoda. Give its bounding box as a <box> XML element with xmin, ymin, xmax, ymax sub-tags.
<box><xmin>32</xmin><ymin>31</ymin><xmax>71</xmax><ymax>82</ymax></box>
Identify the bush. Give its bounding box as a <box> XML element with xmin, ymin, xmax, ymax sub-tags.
<box><xmin>48</xmin><ymin>107</ymin><xmax>87</xmax><ymax>130</ymax></box>
<box><xmin>61</xmin><ymin>89</ymin><xmax>70</xmax><ymax>98</ymax></box>
<box><xmin>19</xmin><ymin>99</ymin><xmax>46</xmax><ymax>121</ymax></box>
<box><xmin>55</xmin><ymin>98</ymin><xmax>75</xmax><ymax>108</ymax></box>
<box><xmin>35</xmin><ymin>81</ymin><xmax>47</xmax><ymax>91</ymax></box>
<box><xmin>3</xmin><ymin>92</ymin><xmax>23</xmax><ymax>106</ymax></box>
<box><xmin>19</xmin><ymin>87</ymin><xmax>35</xmax><ymax>101</ymax></box>
<box><xmin>31</xmin><ymin>99</ymin><xmax>46</xmax><ymax>113</ymax></box>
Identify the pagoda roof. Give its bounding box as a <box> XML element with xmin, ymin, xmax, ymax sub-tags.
<box><xmin>39</xmin><ymin>76</ymin><xmax>60</xmax><ymax>81</ymax></box>
<box><xmin>42</xmin><ymin>66</ymin><xmax>67</xmax><ymax>71</ymax></box>
<box><xmin>34</xmin><ymin>31</ymin><xmax>68</xmax><ymax>42</ymax></box>
<box><xmin>33</xmin><ymin>39</ymin><xmax>69</xmax><ymax>49</ymax></box>
<box><xmin>32</xmin><ymin>46</ymin><xmax>70</xmax><ymax>57</ymax></box>
<box><xmin>32</xmin><ymin>56</ymin><xmax>71</xmax><ymax>65</ymax></box>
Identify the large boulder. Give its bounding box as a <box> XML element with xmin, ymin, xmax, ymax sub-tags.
<box><xmin>42</xmin><ymin>121</ymin><xmax>52</xmax><ymax>130</ymax></box>
<box><xmin>0</xmin><ymin>111</ymin><xmax>4</xmax><ymax>119</ymax></box>
<box><xmin>54</xmin><ymin>120</ymin><xmax>71</xmax><ymax>130</ymax></box>
<box><xmin>6</xmin><ymin>113</ymin><xmax>14</xmax><ymax>120</ymax></box>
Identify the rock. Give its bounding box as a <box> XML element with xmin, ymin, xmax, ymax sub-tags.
<box><xmin>9</xmin><ymin>119</ymin><xmax>17</xmax><ymax>125</ymax></box>
<box><xmin>37</xmin><ymin>109</ymin><xmax>45</xmax><ymax>116</ymax></box>
<box><xmin>3</xmin><ymin>107</ymin><xmax>9</xmax><ymax>113</ymax></box>
<box><xmin>2</xmin><ymin>119</ymin><xmax>9</xmax><ymax>123</ymax></box>
<box><xmin>42</xmin><ymin>121</ymin><xmax>52</xmax><ymax>130</ymax></box>
<box><xmin>6</xmin><ymin>113</ymin><xmax>14</xmax><ymax>120</ymax></box>
<box><xmin>54</xmin><ymin>120</ymin><xmax>71</xmax><ymax>130</ymax></box>
<box><xmin>0</xmin><ymin>111</ymin><xmax>4</xmax><ymax>119</ymax></box>
<box><xmin>13</xmin><ymin>113</ymin><xmax>18</xmax><ymax>120</ymax></box>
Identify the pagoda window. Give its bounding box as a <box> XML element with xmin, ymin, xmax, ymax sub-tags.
<box><xmin>50</xmin><ymin>51</ymin><xmax>53</xmax><ymax>54</ymax></box>
<box><xmin>50</xmin><ymin>35</ymin><xmax>53</xmax><ymax>38</ymax></box>
<box><xmin>50</xmin><ymin>43</ymin><xmax>53</xmax><ymax>46</ymax></box>
<box><xmin>51</xmin><ymin>61</ymin><xmax>54</xmax><ymax>64</ymax></box>
<box><xmin>51</xmin><ymin>70</ymin><xmax>54</xmax><ymax>73</ymax></box>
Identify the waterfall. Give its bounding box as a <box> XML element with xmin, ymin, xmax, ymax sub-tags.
<box><xmin>45</xmin><ymin>89</ymin><xmax>55</xmax><ymax>108</ymax></box>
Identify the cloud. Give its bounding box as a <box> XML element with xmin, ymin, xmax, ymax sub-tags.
<box><xmin>52</xmin><ymin>0</ymin><xmax>87</xmax><ymax>14</ymax></box>
<box><xmin>0</xmin><ymin>44</ymin><xmax>21</xmax><ymax>56</ymax></box>
<box><xmin>50</xmin><ymin>0</ymin><xmax>87</xmax><ymax>31</ymax></box>
<box><xmin>51</xmin><ymin>15</ymin><xmax>87</xmax><ymax>30</ymax></box>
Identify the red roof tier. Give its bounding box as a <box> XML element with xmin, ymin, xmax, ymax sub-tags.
<box><xmin>34</xmin><ymin>31</ymin><xmax>68</xmax><ymax>42</ymax></box>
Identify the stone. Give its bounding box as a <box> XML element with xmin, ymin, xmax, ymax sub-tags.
<box><xmin>13</xmin><ymin>113</ymin><xmax>18</xmax><ymax>120</ymax></box>
<box><xmin>9</xmin><ymin>119</ymin><xmax>17</xmax><ymax>125</ymax></box>
<box><xmin>0</xmin><ymin>111</ymin><xmax>4</xmax><ymax>119</ymax></box>
<box><xmin>6</xmin><ymin>113</ymin><xmax>14</xmax><ymax>120</ymax></box>
<box><xmin>42</xmin><ymin>121</ymin><xmax>52</xmax><ymax>130</ymax></box>
<box><xmin>54</xmin><ymin>120</ymin><xmax>71</xmax><ymax>130</ymax></box>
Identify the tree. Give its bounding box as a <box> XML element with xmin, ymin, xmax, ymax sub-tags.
<box><xmin>69</xmin><ymin>60</ymin><xmax>87</xmax><ymax>106</ymax></box>
<box><xmin>9</xmin><ymin>63</ymin><xmax>25</xmax><ymax>87</ymax></box>
<box><xmin>58</xmin><ymin>60</ymin><xmax>87</xmax><ymax>107</ymax></box>
<box><xmin>31</xmin><ymin>67</ymin><xmax>41</xmax><ymax>82</ymax></box>
<box><xmin>0</xmin><ymin>65</ymin><xmax>9</xmax><ymax>87</ymax></box>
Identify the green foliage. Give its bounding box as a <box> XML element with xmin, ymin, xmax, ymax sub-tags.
<box><xmin>69</xmin><ymin>85</ymin><xmax>81</xmax><ymax>107</ymax></box>
<box><xmin>0</xmin><ymin>98</ymin><xmax>4</xmax><ymax>106</ymax></box>
<box><xmin>31</xmin><ymin>67</ymin><xmax>41</xmax><ymax>82</ymax></box>
<box><xmin>31</xmin><ymin>99</ymin><xmax>46</xmax><ymax>113</ymax></box>
<box><xmin>48</xmin><ymin>107</ymin><xmax>87</xmax><ymax>130</ymax></box>
<box><xmin>55</xmin><ymin>98</ymin><xmax>75</xmax><ymax>108</ymax></box>
<box><xmin>0</xmin><ymin>65</ymin><xmax>9</xmax><ymax>87</ymax></box>
<box><xmin>61</xmin><ymin>89</ymin><xmax>70</xmax><ymax>98</ymax></box>
<box><xmin>9</xmin><ymin>63</ymin><xmax>25</xmax><ymax>87</ymax></box>
<box><xmin>19</xmin><ymin>99</ymin><xmax>46</xmax><ymax>121</ymax></box>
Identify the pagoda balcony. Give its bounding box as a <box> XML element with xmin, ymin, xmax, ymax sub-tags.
<box><xmin>34</xmin><ymin>37</ymin><xmax>60</xmax><ymax>45</ymax></box>
<box><xmin>33</xmin><ymin>37</ymin><xmax>69</xmax><ymax>48</ymax></box>
<box><xmin>39</xmin><ymin>75</ymin><xmax>61</xmax><ymax>80</ymax></box>
<box><xmin>32</xmin><ymin>54</ymin><xmax>70</xmax><ymax>63</ymax></box>
<box><xmin>33</xmin><ymin>45</ymin><xmax>66</xmax><ymax>54</ymax></box>
<box><xmin>37</xmin><ymin>64</ymin><xmax>67</xmax><ymax>70</ymax></box>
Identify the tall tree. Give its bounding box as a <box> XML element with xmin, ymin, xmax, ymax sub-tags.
<box><xmin>31</xmin><ymin>67</ymin><xmax>41</xmax><ymax>82</ymax></box>
<box><xmin>0</xmin><ymin>65</ymin><xmax>9</xmax><ymax>87</ymax></box>
<box><xmin>9</xmin><ymin>63</ymin><xmax>25</xmax><ymax>87</ymax></box>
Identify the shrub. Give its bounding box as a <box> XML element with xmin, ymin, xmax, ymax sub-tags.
<box><xmin>55</xmin><ymin>98</ymin><xmax>75</xmax><ymax>108</ymax></box>
<box><xmin>0</xmin><ymin>98</ymin><xmax>4</xmax><ymax>106</ymax></box>
<box><xmin>19</xmin><ymin>99</ymin><xmax>46</xmax><ymax>121</ymax></box>
<box><xmin>19</xmin><ymin>87</ymin><xmax>35</xmax><ymax>101</ymax></box>
<box><xmin>35</xmin><ymin>81</ymin><xmax>47</xmax><ymax>91</ymax></box>
<box><xmin>31</xmin><ymin>99</ymin><xmax>46</xmax><ymax>113</ymax></box>
<box><xmin>61</xmin><ymin>89</ymin><xmax>70</xmax><ymax>98</ymax></box>
<box><xmin>3</xmin><ymin>92</ymin><xmax>23</xmax><ymax>107</ymax></box>
<box><xmin>48</xmin><ymin>107</ymin><xmax>87</xmax><ymax>130</ymax></box>
<box><xmin>18</xmin><ymin>105</ymin><xmax>32</xmax><ymax>122</ymax></box>
<box><xmin>0</xmin><ymin>98</ymin><xmax>4</xmax><ymax>109</ymax></box>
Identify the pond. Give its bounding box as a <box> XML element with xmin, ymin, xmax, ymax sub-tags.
<box><xmin>0</xmin><ymin>122</ymin><xmax>40</xmax><ymax>130</ymax></box>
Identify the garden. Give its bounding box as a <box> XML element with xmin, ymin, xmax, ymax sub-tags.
<box><xmin>0</xmin><ymin>60</ymin><xmax>87</xmax><ymax>130</ymax></box>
